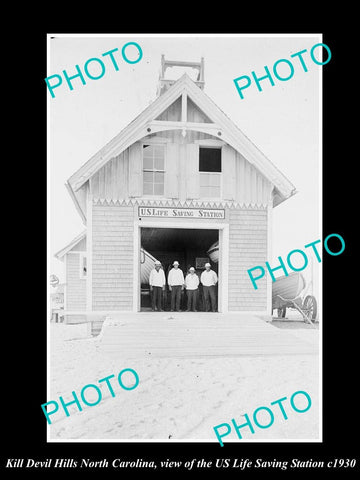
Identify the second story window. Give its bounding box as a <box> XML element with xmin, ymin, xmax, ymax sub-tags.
<box><xmin>199</xmin><ymin>147</ymin><xmax>222</xmax><ymax>198</ymax></box>
<box><xmin>143</xmin><ymin>144</ymin><xmax>165</xmax><ymax>196</ymax></box>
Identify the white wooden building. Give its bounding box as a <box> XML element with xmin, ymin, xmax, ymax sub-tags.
<box><xmin>55</xmin><ymin>57</ymin><xmax>296</xmax><ymax>318</ymax></box>
<box><xmin>54</xmin><ymin>231</ymin><xmax>87</xmax><ymax>322</ymax></box>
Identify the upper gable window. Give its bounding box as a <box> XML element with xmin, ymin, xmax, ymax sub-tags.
<box><xmin>199</xmin><ymin>147</ymin><xmax>222</xmax><ymax>198</ymax></box>
<box><xmin>142</xmin><ymin>144</ymin><xmax>165</xmax><ymax>196</ymax></box>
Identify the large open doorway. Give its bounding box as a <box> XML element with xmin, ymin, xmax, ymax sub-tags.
<box><xmin>140</xmin><ymin>227</ymin><xmax>219</xmax><ymax>312</ymax></box>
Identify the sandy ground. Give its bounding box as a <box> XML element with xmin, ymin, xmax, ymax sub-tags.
<box><xmin>47</xmin><ymin>316</ymin><xmax>320</xmax><ymax>443</ymax></box>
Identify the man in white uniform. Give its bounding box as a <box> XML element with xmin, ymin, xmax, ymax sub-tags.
<box><xmin>200</xmin><ymin>262</ymin><xmax>218</xmax><ymax>312</ymax></box>
<box><xmin>185</xmin><ymin>267</ymin><xmax>200</xmax><ymax>312</ymax></box>
<box><xmin>167</xmin><ymin>261</ymin><xmax>185</xmax><ymax>312</ymax></box>
<box><xmin>149</xmin><ymin>260</ymin><xmax>166</xmax><ymax>311</ymax></box>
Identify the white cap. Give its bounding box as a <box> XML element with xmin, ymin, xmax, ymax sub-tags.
<box><xmin>173</xmin><ymin>261</ymin><xmax>179</xmax><ymax>266</ymax></box>
<box><xmin>154</xmin><ymin>260</ymin><xmax>161</xmax><ymax>266</ymax></box>
<box><xmin>205</xmin><ymin>262</ymin><xmax>211</xmax><ymax>268</ymax></box>
<box><xmin>189</xmin><ymin>267</ymin><xmax>195</xmax><ymax>271</ymax></box>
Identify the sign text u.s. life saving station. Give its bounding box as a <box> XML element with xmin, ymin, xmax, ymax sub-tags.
<box><xmin>138</xmin><ymin>206</ymin><xmax>225</xmax><ymax>219</ymax></box>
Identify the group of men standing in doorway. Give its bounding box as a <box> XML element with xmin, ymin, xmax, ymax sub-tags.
<box><xmin>149</xmin><ymin>261</ymin><xmax>218</xmax><ymax>312</ymax></box>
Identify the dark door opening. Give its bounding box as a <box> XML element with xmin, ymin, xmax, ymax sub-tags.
<box><xmin>140</xmin><ymin>227</ymin><xmax>219</xmax><ymax>312</ymax></box>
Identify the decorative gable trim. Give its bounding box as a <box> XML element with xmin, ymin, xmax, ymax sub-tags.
<box><xmin>68</xmin><ymin>73</ymin><xmax>296</xmax><ymax>219</ymax></box>
<box><xmin>92</xmin><ymin>197</ymin><xmax>268</xmax><ymax>210</ymax></box>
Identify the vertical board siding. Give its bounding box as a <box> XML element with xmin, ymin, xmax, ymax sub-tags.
<box><xmin>235</xmin><ymin>152</ymin><xmax>272</xmax><ymax>206</ymax></box>
<box><xmin>228</xmin><ymin>208</ymin><xmax>268</xmax><ymax>311</ymax></box>
<box><xmin>89</xmin><ymin>134</ymin><xmax>272</xmax><ymax>207</ymax></box>
<box><xmin>222</xmin><ymin>144</ymin><xmax>237</xmax><ymax>201</ymax></box>
<box><xmin>92</xmin><ymin>203</ymin><xmax>134</xmax><ymax>310</ymax></box>
<box><xmin>155</xmin><ymin>96</ymin><xmax>212</xmax><ymax>123</ymax></box>
<box><xmin>187</xmin><ymin>97</ymin><xmax>212</xmax><ymax>123</ymax></box>
<box><xmin>155</xmin><ymin>96</ymin><xmax>182</xmax><ymax>121</ymax></box>
<box><xmin>185</xmin><ymin>143</ymin><xmax>200</xmax><ymax>200</ymax></box>
<box><xmin>128</xmin><ymin>142</ymin><xmax>142</xmax><ymax>197</ymax></box>
<box><xmin>90</xmin><ymin>150</ymin><xmax>129</xmax><ymax>199</ymax></box>
<box><xmin>164</xmin><ymin>143</ymin><xmax>179</xmax><ymax>198</ymax></box>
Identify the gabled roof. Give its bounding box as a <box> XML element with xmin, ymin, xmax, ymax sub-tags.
<box><xmin>67</xmin><ymin>73</ymin><xmax>296</xmax><ymax>211</ymax></box>
<box><xmin>54</xmin><ymin>230</ymin><xmax>86</xmax><ymax>260</ymax></box>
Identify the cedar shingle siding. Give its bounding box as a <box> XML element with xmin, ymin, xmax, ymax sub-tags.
<box><xmin>65</xmin><ymin>252</ymin><xmax>86</xmax><ymax>322</ymax></box>
<box><xmin>92</xmin><ymin>203</ymin><xmax>134</xmax><ymax>310</ymax></box>
<box><xmin>228</xmin><ymin>208</ymin><xmax>268</xmax><ymax>311</ymax></box>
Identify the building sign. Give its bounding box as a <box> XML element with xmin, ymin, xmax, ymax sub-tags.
<box><xmin>138</xmin><ymin>207</ymin><xmax>225</xmax><ymax>219</ymax></box>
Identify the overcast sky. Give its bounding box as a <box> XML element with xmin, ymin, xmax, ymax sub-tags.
<box><xmin>48</xmin><ymin>33</ymin><xmax>322</xmax><ymax>291</ymax></box>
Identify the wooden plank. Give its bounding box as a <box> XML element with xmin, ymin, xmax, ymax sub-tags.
<box><xmin>97</xmin><ymin>314</ymin><xmax>318</xmax><ymax>358</ymax></box>
<box><xmin>181</xmin><ymin>92</ymin><xmax>187</xmax><ymax>123</ymax></box>
<box><xmin>164</xmin><ymin>143</ymin><xmax>179</xmax><ymax>198</ymax></box>
<box><xmin>237</xmin><ymin>152</ymin><xmax>245</xmax><ymax>204</ymax></box>
<box><xmin>222</xmin><ymin>144</ymin><xmax>236</xmax><ymax>200</ymax></box>
<box><xmin>185</xmin><ymin>143</ymin><xmax>199</xmax><ymax>199</ymax></box>
<box><xmin>128</xmin><ymin>142</ymin><xmax>142</xmax><ymax>197</ymax></box>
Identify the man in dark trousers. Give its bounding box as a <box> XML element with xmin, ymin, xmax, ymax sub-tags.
<box><xmin>167</xmin><ymin>261</ymin><xmax>185</xmax><ymax>312</ymax></box>
<box><xmin>185</xmin><ymin>267</ymin><xmax>200</xmax><ymax>312</ymax></box>
<box><xmin>149</xmin><ymin>260</ymin><xmax>166</xmax><ymax>311</ymax></box>
<box><xmin>200</xmin><ymin>262</ymin><xmax>218</xmax><ymax>312</ymax></box>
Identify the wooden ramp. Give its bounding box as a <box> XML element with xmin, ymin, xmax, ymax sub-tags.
<box><xmin>98</xmin><ymin>313</ymin><xmax>318</xmax><ymax>358</ymax></box>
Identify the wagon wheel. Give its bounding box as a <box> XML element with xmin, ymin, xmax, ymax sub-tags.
<box><xmin>277</xmin><ymin>307</ymin><xmax>286</xmax><ymax>318</ymax></box>
<box><xmin>303</xmin><ymin>295</ymin><xmax>317</xmax><ymax>321</ymax></box>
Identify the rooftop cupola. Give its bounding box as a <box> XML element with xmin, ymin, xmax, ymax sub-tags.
<box><xmin>157</xmin><ymin>55</ymin><xmax>205</xmax><ymax>96</ymax></box>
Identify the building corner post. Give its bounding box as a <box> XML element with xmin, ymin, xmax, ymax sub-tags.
<box><xmin>266</xmin><ymin>194</ymin><xmax>273</xmax><ymax>316</ymax></box>
<box><xmin>86</xmin><ymin>186</ymin><xmax>93</xmax><ymax>314</ymax></box>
